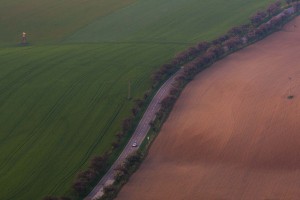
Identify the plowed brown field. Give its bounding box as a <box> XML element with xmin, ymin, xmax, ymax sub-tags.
<box><xmin>116</xmin><ymin>17</ymin><xmax>300</xmax><ymax>200</ymax></box>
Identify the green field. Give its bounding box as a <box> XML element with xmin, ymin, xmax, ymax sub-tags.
<box><xmin>0</xmin><ymin>0</ymin><xmax>274</xmax><ymax>199</ymax></box>
<box><xmin>0</xmin><ymin>43</ymin><xmax>181</xmax><ymax>200</ymax></box>
<box><xmin>0</xmin><ymin>0</ymin><xmax>136</xmax><ymax>45</ymax></box>
<box><xmin>65</xmin><ymin>0</ymin><xmax>274</xmax><ymax>44</ymax></box>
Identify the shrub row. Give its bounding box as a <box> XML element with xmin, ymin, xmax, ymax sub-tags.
<box><xmin>70</xmin><ymin>88</ymin><xmax>153</xmax><ymax>199</ymax></box>
<box><xmin>182</xmin><ymin>5</ymin><xmax>296</xmax><ymax>81</ymax></box>
<box><xmin>44</xmin><ymin>1</ymin><xmax>300</xmax><ymax>199</ymax></box>
<box><xmin>152</xmin><ymin>1</ymin><xmax>300</xmax><ymax>134</ymax></box>
<box><xmin>95</xmin><ymin>2</ymin><xmax>300</xmax><ymax>200</ymax></box>
<box><xmin>98</xmin><ymin>151</ymin><xmax>144</xmax><ymax>200</ymax></box>
<box><xmin>71</xmin><ymin>154</ymin><xmax>109</xmax><ymax>197</ymax></box>
<box><xmin>42</xmin><ymin>91</ymin><xmax>150</xmax><ymax>200</ymax></box>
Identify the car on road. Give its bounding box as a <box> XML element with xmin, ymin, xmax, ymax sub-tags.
<box><xmin>132</xmin><ymin>142</ymin><xmax>138</xmax><ymax>147</ymax></box>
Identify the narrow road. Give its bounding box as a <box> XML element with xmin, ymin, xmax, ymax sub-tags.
<box><xmin>85</xmin><ymin>69</ymin><xmax>183</xmax><ymax>200</ymax></box>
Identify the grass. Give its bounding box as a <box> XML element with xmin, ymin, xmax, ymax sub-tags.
<box><xmin>0</xmin><ymin>43</ymin><xmax>181</xmax><ymax>200</ymax></box>
<box><xmin>0</xmin><ymin>0</ymin><xmax>136</xmax><ymax>45</ymax></box>
<box><xmin>0</xmin><ymin>0</ymin><xmax>275</xmax><ymax>199</ymax></box>
<box><xmin>65</xmin><ymin>0</ymin><xmax>275</xmax><ymax>44</ymax></box>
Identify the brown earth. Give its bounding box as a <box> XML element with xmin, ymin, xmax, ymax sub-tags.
<box><xmin>116</xmin><ymin>17</ymin><xmax>300</xmax><ymax>200</ymax></box>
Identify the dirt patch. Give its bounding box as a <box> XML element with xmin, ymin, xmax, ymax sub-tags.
<box><xmin>116</xmin><ymin>17</ymin><xmax>300</xmax><ymax>200</ymax></box>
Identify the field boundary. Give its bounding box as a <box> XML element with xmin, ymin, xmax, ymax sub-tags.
<box><xmin>93</xmin><ymin>2</ymin><xmax>300</xmax><ymax>200</ymax></box>
<box><xmin>43</xmin><ymin>1</ymin><xmax>300</xmax><ymax>200</ymax></box>
<box><xmin>84</xmin><ymin>69</ymin><xmax>183</xmax><ymax>200</ymax></box>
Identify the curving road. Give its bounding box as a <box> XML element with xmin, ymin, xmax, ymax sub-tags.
<box><xmin>85</xmin><ymin>69</ymin><xmax>183</xmax><ymax>200</ymax></box>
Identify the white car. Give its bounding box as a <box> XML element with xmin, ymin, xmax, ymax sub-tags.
<box><xmin>132</xmin><ymin>142</ymin><xmax>138</xmax><ymax>147</ymax></box>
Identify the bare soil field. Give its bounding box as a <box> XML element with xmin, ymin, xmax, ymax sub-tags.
<box><xmin>116</xmin><ymin>17</ymin><xmax>300</xmax><ymax>200</ymax></box>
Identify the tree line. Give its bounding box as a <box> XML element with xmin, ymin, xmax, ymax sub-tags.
<box><xmin>153</xmin><ymin>0</ymin><xmax>300</xmax><ymax>87</ymax></box>
<box><xmin>154</xmin><ymin>1</ymin><xmax>299</xmax><ymax>121</ymax></box>
<box><xmin>44</xmin><ymin>1</ymin><xmax>300</xmax><ymax>199</ymax></box>
<box><xmin>99</xmin><ymin>2</ymin><xmax>300</xmax><ymax>200</ymax></box>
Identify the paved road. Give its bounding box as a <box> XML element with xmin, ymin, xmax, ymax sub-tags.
<box><xmin>85</xmin><ymin>7</ymin><xmax>296</xmax><ymax>200</ymax></box>
<box><xmin>85</xmin><ymin>69</ymin><xmax>183</xmax><ymax>200</ymax></box>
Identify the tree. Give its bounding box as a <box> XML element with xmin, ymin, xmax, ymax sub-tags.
<box><xmin>246</xmin><ymin>29</ymin><xmax>257</xmax><ymax>42</ymax></box>
<box><xmin>267</xmin><ymin>2</ymin><xmax>281</xmax><ymax>17</ymax></box>
<box><xmin>292</xmin><ymin>2</ymin><xmax>300</xmax><ymax>12</ymax></box>
<box><xmin>155</xmin><ymin>109</ymin><xmax>164</xmax><ymax>120</ymax></box>
<box><xmin>211</xmin><ymin>35</ymin><xmax>229</xmax><ymax>45</ymax></box>
<box><xmin>183</xmin><ymin>63</ymin><xmax>197</xmax><ymax>79</ymax></box>
<box><xmin>161</xmin><ymin>96</ymin><xmax>177</xmax><ymax>110</ymax></box>
<box><xmin>72</xmin><ymin>180</ymin><xmax>89</xmax><ymax>196</ymax></box>
<box><xmin>186</xmin><ymin>47</ymin><xmax>199</xmax><ymax>59</ymax></box>
<box><xmin>193</xmin><ymin>56</ymin><xmax>206</xmax><ymax>68</ymax></box>
<box><xmin>286</xmin><ymin>0</ymin><xmax>293</xmax><ymax>5</ymax></box>
<box><xmin>161</xmin><ymin>63</ymin><xmax>176</xmax><ymax>75</ymax></box>
<box><xmin>227</xmin><ymin>25</ymin><xmax>249</xmax><ymax>37</ymax></box>
<box><xmin>223</xmin><ymin>36</ymin><xmax>242</xmax><ymax>50</ymax></box>
<box><xmin>195</xmin><ymin>41</ymin><xmax>210</xmax><ymax>52</ymax></box>
<box><xmin>174</xmin><ymin>51</ymin><xmax>189</xmax><ymax>64</ymax></box>
<box><xmin>169</xmin><ymin>88</ymin><xmax>180</xmax><ymax>96</ymax></box>
<box><xmin>275</xmin><ymin>0</ymin><xmax>281</xmax><ymax>7</ymax></box>
<box><xmin>77</xmin><ymin>169</ymin><xmax>98</xmax><ymax>183</ymax></box>
<box><xmin>207</xmin><ymin>44</ymin><xmax>224</xmax><ymax>59</ymax></box>
<box><xmin>250</xmin><ymin>11</ymin><xmax>267</xmax><ymax>25</ymax></box>
<box><xmin>90</xmin><ymin>155</ymin><xmax>107</xmax><ymax>172</ymax></box>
